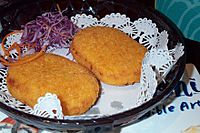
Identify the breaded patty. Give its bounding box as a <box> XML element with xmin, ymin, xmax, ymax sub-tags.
<box><xmin>7</xmin><ymin>53</ymin><xmax>100</xmax><ymax>116</ymax></box>
<box><xmin>70</xmin><ymin>26</ymin><xmax>147</xmax><ymax>86</ymax></box>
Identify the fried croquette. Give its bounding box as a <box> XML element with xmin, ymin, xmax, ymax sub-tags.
<box><xmin>70</xmin><ymin>26</ymin><xmax>147</xmax><ymax>86</ymax></box>
<box><xmin>6</xmin><ymin>53</ymin><xmax>100</xmax><ymax>116</ymax></box>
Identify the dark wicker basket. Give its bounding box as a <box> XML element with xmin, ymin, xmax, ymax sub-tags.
<box><xmin>0</xmin><ymin>0</ymin><xmax>186</xmax><ymax>132</ymax></box>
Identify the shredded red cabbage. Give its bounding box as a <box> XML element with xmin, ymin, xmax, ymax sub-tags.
<box><xmin>20</xmin><ymin>12</ymin><xmax>79</xmax><ymax>52</ymax></box>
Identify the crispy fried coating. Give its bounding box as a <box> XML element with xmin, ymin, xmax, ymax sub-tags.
<box><xmin>70</xmin><ymin>26</ymin><xmax>147</xmax><ymax>85</ymax></box>
<box><xmin>7</xmin><ymin>53</ymin><xmax>100</xmax><ymax>116</ymax></box>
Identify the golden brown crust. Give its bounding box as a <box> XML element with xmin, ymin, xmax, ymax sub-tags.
<box><xmin>7</xmin><ymin>53</ymin><xmax>100</xmax><ymax>116</ymax></box>
<box><xmin>70</xmin><ymin>26</ymin><xmax>147</xmax><ymax>86</ymax></box>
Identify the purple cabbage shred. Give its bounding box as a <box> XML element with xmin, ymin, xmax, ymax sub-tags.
<box><xmin>20</xmin><ymin>12</ymin><xmax>79</xmax><ymax>52</ymax></box>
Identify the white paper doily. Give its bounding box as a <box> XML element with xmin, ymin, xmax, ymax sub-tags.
<box><xmin>0</xmin><ymin>13</ymin><xmax>184</xmax><ymax>119</ymax></box>
<box><xmin>33</xmin><ymin>93</ymin><xmax>63</xmax><ymax>119</ymax></box>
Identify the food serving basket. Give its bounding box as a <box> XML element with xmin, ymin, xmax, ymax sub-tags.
<box><xmin>0</xmin><ymin>0</ymin><xmax>186</xmax><ymax>132</ymax></box>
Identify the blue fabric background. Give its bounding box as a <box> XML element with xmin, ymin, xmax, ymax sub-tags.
<box><xmin>156</xmin><ymin>0</ymin><xmax>200</xmax><ymax>42</ymax></box>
